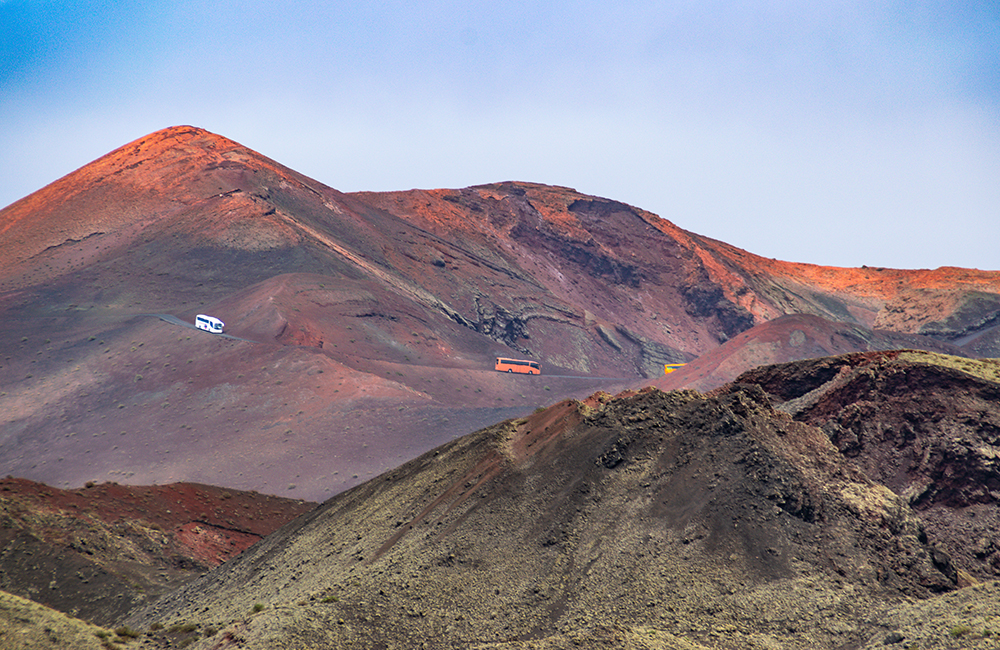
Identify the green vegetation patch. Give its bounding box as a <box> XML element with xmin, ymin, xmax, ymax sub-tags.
<box><xmin>897</xmin><ymin>350</ymin><xmax>1000</xmax><ymax>384</ymax></box>
<box><xmin>0</xmin><ymin>589</ymin><xmax>113</xmax><ymax>650</ymax></box>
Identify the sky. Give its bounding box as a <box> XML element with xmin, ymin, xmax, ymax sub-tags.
<box><xmin>1</xmin><ymin>1</ymin><xmax>998</xmax><ymax>270</ymax></box>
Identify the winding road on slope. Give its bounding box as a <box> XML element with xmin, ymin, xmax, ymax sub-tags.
<box><xmin>148</xmin><ymin>315</ymin><xmax>635</xmax><ymax>379</ymax></box>
<box><xmin>148</xmin><ymin>314</ymin><xmax>254</xmax><ymax>342</ymax></box>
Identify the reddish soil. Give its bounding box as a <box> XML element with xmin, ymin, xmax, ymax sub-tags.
<box><xmin>0</xmin><ymin>477</ymin><xmax>313</xmax><ymax>624</ymax></box>
<box><xmin>651</xmin><ymin>312</ymin><xmax>970</xmax><ymax>393</ymax></box>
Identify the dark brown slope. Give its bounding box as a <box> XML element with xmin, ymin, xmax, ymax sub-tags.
<box><xmin>124</xmin><ymin>382</ymin><xmax>964</xmax><ymax>649</ymax></box>
<box><xmin>737</xmin><ymin>351</ymin><xmax>1000</xmax><ymax>584</ymax></box>
<box><xmin>0</xmin><ymin>478</ymin><xmax>313</xmax><ymax>625</ymax></box>
<box><xmin>2</xmin><ymin>125</ymin><xmax>1000</xmax><ymax>507</ymax></box>
<box><xmin>357</xmin><ymin>183</ymin><xmax>1000</xmax><ymax>357</ymax></box>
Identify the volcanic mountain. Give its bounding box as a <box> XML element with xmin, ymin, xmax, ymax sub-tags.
<box><xmin>2</xmin><ymin>125</ymin><xmax>1000</xmax><ymax>503</ymax></box>
<box><xmin>114</xmin><ymin>350</ymin><xmax>1000</xmax><ymax>649</ymax></box>
<box><xmin>4</xmin><ymin>126</ymin><xmax>1000</xmax><ymax>648</ymax></box>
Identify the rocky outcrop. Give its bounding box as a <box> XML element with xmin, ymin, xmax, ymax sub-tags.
<box><xmin>737</xmin><ymin>351</ymin><xmax>1000</xmax><ymax>584</ymax></box>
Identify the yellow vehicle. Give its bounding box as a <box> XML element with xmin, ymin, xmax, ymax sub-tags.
<box><xmin>664</xmin><ymin>363</ymin><xmax>686</xmax><ymax>374</ymax></box>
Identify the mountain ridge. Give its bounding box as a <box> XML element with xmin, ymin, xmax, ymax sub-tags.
<box><xmin>1</xmin><ymin>124</ymin><xmax>999</xmax><ymax>503</ymax></box>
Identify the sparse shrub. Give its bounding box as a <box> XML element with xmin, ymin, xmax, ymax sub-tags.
<box><xmin>253</xmin><ymin>603</ymin><xmax>265</xmax><ymax>613</ymax></box>
<box><xmin>167</xmin><ymin>622</ymin><xmax>198</xmax><ymax>634</ymax></box>
<box><xmin>114</xmin><ymin>625</ymin><xmax>140</xmax><ymax>639</ymax></box>
<box><xmin>149</xmin><ymin>622</ymin><xmax>163</xmax><ymax>631</ymax></box>
<box><xmin>951</xmin><ymin>624</ymin><xmax>973</xmax><ymax>638</ymax></box>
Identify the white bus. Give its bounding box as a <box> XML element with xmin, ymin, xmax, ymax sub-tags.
<box><xmin>195</xmin><ymin>314</ymin><xmax>225</xmax><ymax>334</ymax></box>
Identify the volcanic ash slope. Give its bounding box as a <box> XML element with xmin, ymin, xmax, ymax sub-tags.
<box><xmin>127</xmin><ymin>384</ymin><xmax>959</xmax><ymax>649</ymax></box>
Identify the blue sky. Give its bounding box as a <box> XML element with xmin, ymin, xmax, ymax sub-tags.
<box><xmin>2</xmin><ymin>1</ymin><xmax>998</xmax><ymax>269</ymax></box>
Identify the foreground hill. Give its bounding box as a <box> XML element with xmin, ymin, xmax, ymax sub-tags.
<box><xmin>0</xmin><ymin>590</ymin><xmax>120</xmax><ymax>650</ymax></box>
<box><xmin>0</xmin><ymin>479</ymin><xmax>313</xmax><ymax>625</ymax></box>
<box><xmin>2</xmin><ymin>125</ymin><xmax>999</xmax><ymax>502</ymax></box>
<box><xmin>117</xmin><ymin>351</ymin><xmax>1000</xmax><ymax>649</ymax></box>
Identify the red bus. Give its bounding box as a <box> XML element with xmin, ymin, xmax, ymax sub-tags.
<box><xmin>495</xmin><ymin>357</ymin><xmax>541</xmax><ymax>375</ymax></box>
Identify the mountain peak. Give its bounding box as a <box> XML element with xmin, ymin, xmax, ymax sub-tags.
<box><xmin>0</xmin><ymin>126</ymin><xmax>317</xmax><ymax>271</ymax></box>
<box><xmin>92</xmin><ymin>125</ymin><xmax>252</xmax><ymax>169</ymax></box>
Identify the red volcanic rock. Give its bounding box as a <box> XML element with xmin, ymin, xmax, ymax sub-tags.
<box><xmin>0</xmin><ymin>477</ymin><xmax>313</xmax><ymax>624</ymax></box>
<box><xmin>733</xmin><ymin>351</ymin><xmax>1000</xmax><ymax>585</ymax></box>
<box><xmin>0</xmin><ymin>126</ymin><xmax>310</xmax><ymax>270</ymax></box>
<box><xmin>357</xmin><ymin>183</ymin><xmax>1000</xmax><ymax>348</ymax></box>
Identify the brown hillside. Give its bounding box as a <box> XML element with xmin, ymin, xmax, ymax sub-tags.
<box><xmin>357</xmin><ymin>183</ymin><xmax>1000</xmax><ymax>350</ymax></box>
<box><xmin>652</xmin><ymin>313</ymin><xmax>970</xmax><ymax>393</ymax></box>
<box><xmin>121</xmin><ymin>363</ymin><xmax>995</xmax><ymax>649</ymax></box>
<box><xmin>737</xmin><ymin>351</ymin><xmax>1000</xmax><ymax>584</ymax></box>
<box><xmin>0</xmin><ymin>590</ymin><xmax>119</xmax><ymax>650</ymax></box>
<box><xmin>0</xmin><ymin>478</ymin><xmax>313</xmax><ymax>625</ymax></box>
<box><xmin>1</xmin><ymin>125</ymin><xmax>999</xmax><ymax>506</ymax></box>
